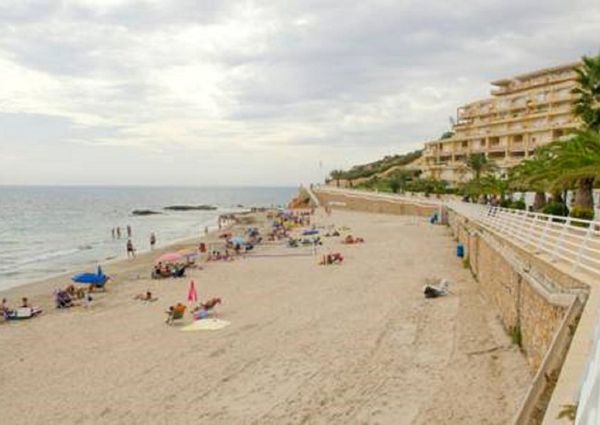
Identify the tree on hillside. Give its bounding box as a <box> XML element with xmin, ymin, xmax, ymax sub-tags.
<box><xmin>573</xmin><ymin>54</ymin><xmax>600</xmax><ymax>131</ymax></box>
<box><xmin>329</xmin><ymin>170</ymin><xmax>344</xmax><ymax>187</ymax></box>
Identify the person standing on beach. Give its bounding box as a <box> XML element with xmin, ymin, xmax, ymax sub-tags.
<box><xmin>116</xmin><ymin>227</ymin><xmax>121</xmax><ymax>239</ymax></box>
<box><xmin>150</xmin><ymin>233</ymin><xmax>156</xmax><ymax>250</ymax></box>
<box><xmin>127</xmin><ymin>225</ymin><xmax>132</xmax><ymax>238</ymax></box>
<box><xmin>111</xmin><ymin>228</ymin><xmax>115</xmax><ymax>239</ymax></box>
<box><xmin>127</xmin><ymin>239</ymin><xmax>136</xmax><ymax>258</ymax></box>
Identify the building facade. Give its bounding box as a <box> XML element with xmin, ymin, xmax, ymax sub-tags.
<box><xmin>421</xmin><ymin>61</ymin><xmax>581</xmax><ymax>183</ymax></box>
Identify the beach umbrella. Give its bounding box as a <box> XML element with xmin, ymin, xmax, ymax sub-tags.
<box><xmin>72</xmin><ymin>273</ymin><xmax>108</xmax><ymax>285</ymax></box>
<box><xmin>187</xmin><ymin>280</ymin><xmax>198</xmax><ymax>304</ymax></box>
<box><xmin>155</xmin><ymin>252</ymin><xmax>184</xmax><ymax>264</ymax></box>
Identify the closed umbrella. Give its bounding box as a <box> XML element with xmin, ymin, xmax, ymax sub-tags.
<box><xmin>188</xmin><ymin>280</ymin><xmax>198</xmax><ymax>305</ymax></box>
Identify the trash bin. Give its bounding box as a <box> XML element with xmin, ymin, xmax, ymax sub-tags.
<box><xmin>456</xmin><ymin>243</ymin><xmax>464</xmax><ymax>258</ymax></box>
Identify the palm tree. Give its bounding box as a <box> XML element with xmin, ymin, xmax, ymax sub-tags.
<box><xmin>480</xmin><ymin>175</ymin><xmax>509</xmax><ymax>202</ymax></box>
<box><xmin>566</xmin><ymin>53</ymin><xmax>600</xmax><ymax>211</ymax></box>
<box><xmin>573</xmin><ymin>54</ymin><xmax>600</xmax><ymax>131</ymax></box>
<box><xmin>466</xmin><ymin>153</ymin><xmax>496</xmax><ymax>181</ymax></box>
<box><xmin>544</xmin><ymin>130</ymin><xmax>600</xmax><ymax>211</ymax></box>
<box><xmin>509</xmin><ymin>150</ymin><xmax>559</xmax><ymax>210</ymax></box>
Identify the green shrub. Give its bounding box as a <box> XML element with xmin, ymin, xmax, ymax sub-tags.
<box><xmin>462</xmin><ymin>256</ymin><xmax>470</xmax><ymax>269</ymax></box>
<box><xmin>511</xmin><ymin>199</ymin><xmax>526</xmax><ymax>210</ymax></box>
<box><xmin>570</xmin><ymin>206</ymin><xmax>594</xmax><ymax>221</ymax></box>
<box><xmin>509</xmin><ymin>325</ymin><xmax>522</xmax><ymax>347</ymax></box>
<box><xmin>542</xmin><ymin>202</ymin><xmax>569</xmax><ymax>217</ymax></box>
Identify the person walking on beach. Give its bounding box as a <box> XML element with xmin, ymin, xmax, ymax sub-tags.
<box><xmin>116</xmin><ymin>227</ymin><xmax>121</xmax><ymax>239</ymax></box>
<box><xmin>127</xmin><ymin>225</ymin><xmax>132</xmax><ymax>238</ymax></box>
<box><xmin>127</xmin><ymin>239</ymin><xmax>136</xmax><ymax>258</ymax></box>
<box><xmin>150</xmin><ymin>232</ymin><xmax>156</xmax><ymax>250</ymax></box>
<box><xmin>111</xmin><ymin>228</ymin><xmax>116</xmax><ymax>239</ymax></box>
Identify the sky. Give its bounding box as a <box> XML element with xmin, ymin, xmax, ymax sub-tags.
<box><xmin>0</xmin><ymin>0</ymin><xmax>598</xmax><ymax>186</ymax></box>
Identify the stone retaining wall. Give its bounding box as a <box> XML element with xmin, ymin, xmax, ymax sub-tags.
<box><xmin>314</xmin><ymin>191</ymin><xmax>438</xmax><ymax>217</ymax></box>
<box><xmin>448</xmin><ymin>210</ymin><xmax>583</xmax><ymax>372</ymax></box>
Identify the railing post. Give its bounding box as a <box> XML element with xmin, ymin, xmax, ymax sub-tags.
<box><xmin>528</xmin><ymin>214</ymin><xmax>539</xmax><ymax>247</ymax></box>
<box><xmin>551</xmin><ymin>217</ymin><xmax>571</xmax><ymax>262</ymax></box>
<box><xmin>572</xmin><ymin>221</ymin><xmax>595</xmax><ymax>273</ymax></box>
<box><xmin>537</xmin><ymin>216</ymin><xmax>552</xmax><ymax>254</ymax></box>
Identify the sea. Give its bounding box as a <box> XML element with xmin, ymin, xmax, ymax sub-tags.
<box><xmin>0</xmin><ymin>186</ymin><xmax>296</xmax><ymax>291</ymax></box>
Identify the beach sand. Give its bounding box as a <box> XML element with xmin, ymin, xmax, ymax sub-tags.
<box><xmin>0</xmin><ymin>209</ymin><xmax>530</xmax><ymax>424</ymax></box>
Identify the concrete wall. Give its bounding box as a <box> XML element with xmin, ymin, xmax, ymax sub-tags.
<box><xmin>314</xmin><ymin>191</ymin><xmax>438</xmax><ymax>218</ymax></box>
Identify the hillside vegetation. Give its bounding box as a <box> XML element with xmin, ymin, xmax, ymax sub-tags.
<box><xmin>329</xmin><ymin>149</ymin><xmax>422</xmax><ymax>181</ymax></box>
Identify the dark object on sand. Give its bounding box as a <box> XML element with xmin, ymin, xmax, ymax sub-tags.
<box><xmin>164</xmin><ymin>205</ymin><xmax>217</xmax><ymax>211</ymax></box>
<box><xmin>423</xmin><ymin>280</ymin><xmax>449</xmax><ymax>298</ymax></box>
<box><xmin>132</xmin><ymin>209</ymin><xmax>162</xmax><ymax>216</ymax></box>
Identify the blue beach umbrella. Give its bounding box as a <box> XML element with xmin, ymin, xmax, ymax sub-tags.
<box><xmin>72</xmin><ymin>272</ymin><xmax>108</xmax><ymax>285</ymax></box>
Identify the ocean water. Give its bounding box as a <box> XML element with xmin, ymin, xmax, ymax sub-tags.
<box><xmin>0</xmin><ymin>186</ymin><xmax>296</xmax><ymax>290</ymax></box>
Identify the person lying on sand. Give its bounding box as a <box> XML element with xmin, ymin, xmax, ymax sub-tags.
<box><xmin>191</xmin><ymin>298</ymin><xmax>222</xmax><ymax>320</ymax></box>
<box><xmin>133</xmin><ymin>291</ymin><xmax>158</xmax><ymax>302</ymax></box>
<box><xmin>343</xmin><ymin>235</ymin><xmax>365</xmax><ymax>244</ymax></box>
<box><xmin>319</xmin><ymin>253</ymin><xmax>344</xmax><ymax>265</ymax></box>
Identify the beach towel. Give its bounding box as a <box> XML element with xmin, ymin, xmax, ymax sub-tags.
<box><xmin>180</xmin><ymin>319</ymin><xmax>231</xmax><ymax>332</ymax></box>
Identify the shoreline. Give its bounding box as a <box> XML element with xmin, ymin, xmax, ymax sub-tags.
<box><xmin>0</xmin><ymin>211</ymin><xmax>247</xmax><ymax>316</ymax></box>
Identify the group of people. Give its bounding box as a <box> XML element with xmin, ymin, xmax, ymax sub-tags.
<box><xmin>207</xmin><ymin>250</ymin><xmax>234</xmax><ymax>262</ymax></box>
<box><xmin>112</xmin><ymin>224</ymin><xmax>158</xmax><ymax>259</ymax></box>
<box><xmin>319</xmin><ymin>252</ymin><xmax>344</xmax><ymax>265</ymax></box>
<box><xmin>165</xmin><ymin>297</ymin><xmax>223</xmax><ymax>324</ymax></box>
<box><xmin>1</xmin><ymin>297</ymin><xmax>43</xmax><ymax>320</ymax></box>
<box><xmin>343</xmin><ymin>235</ymin><xmax>365</xmax><ymax>244</ymax></box>
<box><xmin>55</xmin><ymin>284</ymin><xmax>97</xmax><ymax>309</ymax></box>
<box><xmin>152</xmin><ymin>262</ymin><xmax>186</xmax><ymax>279</ymax></box>
<box><xmin>111</xmin><ymin>225</ymin><xmax>132</xmax><ymax>239</ymax></box>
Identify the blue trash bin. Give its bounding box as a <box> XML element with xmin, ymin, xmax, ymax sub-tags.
<box><xmin>456</xmin><ymin>243</ymin><xmax>464</xmax><ymax>258</ymax></box>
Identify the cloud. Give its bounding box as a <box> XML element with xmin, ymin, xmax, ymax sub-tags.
<box><xmin>0</xmin><ymin>0</ymin><xmax>598</xmax><ymax>185</ymax></box>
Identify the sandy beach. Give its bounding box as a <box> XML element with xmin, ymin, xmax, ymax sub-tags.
<box><xmin>0</xmin><ymin>209</ymin><xmax>530</xmax><ymax>425</ymax></box>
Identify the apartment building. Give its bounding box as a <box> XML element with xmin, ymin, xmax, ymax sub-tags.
<box><xmin>421</xmin><ymin>61</ymin><xmax>581</xmax><ymax>183</ymax></box>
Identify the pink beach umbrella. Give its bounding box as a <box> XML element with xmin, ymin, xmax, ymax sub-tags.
<box><xmin>188</xmin><ymin>280</ymin><xmax>198</xmax><ymax>304</ymax></box>
<box><xmin>155</xmin><ymin>252</ymin><xmax>184</xmax><ymax>264</ymax></box>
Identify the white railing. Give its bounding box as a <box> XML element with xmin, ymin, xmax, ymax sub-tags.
<box><xmin>448</xmin><ymin>202</ymin><xmax>600</xmax><ymax>277</ymax></box>
<box><xmin>576</xmin><ymin>317</ymin><xmax>600</xmax><ymax>424</ymax></box>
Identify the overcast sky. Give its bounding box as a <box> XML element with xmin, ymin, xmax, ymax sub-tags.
<box><xmin>0</xmin><ymin>0</ymin><xmax>598</xmax><ymax>186</ymax></box>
